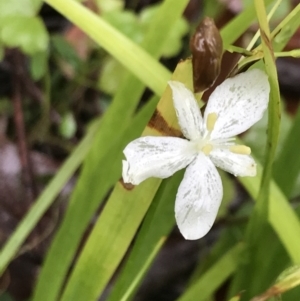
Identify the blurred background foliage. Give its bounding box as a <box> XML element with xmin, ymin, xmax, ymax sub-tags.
<box><xmin>0</xmin><ymin>0</ymin><xmax>300</xmax><ymax>301</ymax></box>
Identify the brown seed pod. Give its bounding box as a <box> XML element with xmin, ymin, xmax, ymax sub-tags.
<box><xmin>190</xmin><ymin>17</ymin><xmax>223</xmax><ymax>93</ymax></box>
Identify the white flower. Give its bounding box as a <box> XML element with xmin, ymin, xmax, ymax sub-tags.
<box><xmin>122</xmin><ymin>69</ymin><xmax>270</xmax><ymax>240</ymax></box>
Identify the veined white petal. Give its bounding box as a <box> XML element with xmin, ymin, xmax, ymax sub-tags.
<box><xmin>204</xmin><ymin>69</ymin><xmax>270</xmax><ymax>139</ymax></box>
<box><xmin>168</xmin><ymin>81</ymin><xmax>203</xmax><ymax>140</ymax></box>
<box><xmin>209</xmin><ymin>148</ymin><xmax>256</xmax><ymax>177</ymax></box>
<box><xmin>175</xmin><ymin>153</ymin><xmax>223</xmax><ymax>240</ymax></box>
<box><xmin>122</xmin><ymin>136</ymin><xmax>196</xmax><ymax>185</ymax></box>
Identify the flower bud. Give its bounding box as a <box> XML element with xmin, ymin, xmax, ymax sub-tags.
<box><xmin>190</xmin><ymin>17</ymin><xmax>223</xmax><ymax>93</ymax></box>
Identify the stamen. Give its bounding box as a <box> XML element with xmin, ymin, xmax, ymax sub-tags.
<box><xmin>229</xmin><ymin>145</ymin><xmax>251</xmax><ymax>155</ymax></box>
<box><xmin>206</xmin><ymin>113</ymin><xmax>218</xmax><ymax>132</ymax></box>
<box><xmin>202</xmin><ymin>144</ymin><xmax>213</xmax><ymax>155</ymax></box>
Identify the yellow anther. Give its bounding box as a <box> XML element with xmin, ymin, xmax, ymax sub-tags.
<box><xmin>229</xmin><ymin>145</ymin><xmax>251</xmax><ymax>155</ymax></box>
<box><xmin>206</xmin><ymin>113</ymin><xmax>218</xmax><ymax>132</ymax></box>
<box><xmin>202</xmin><ymin>144</ymin><xmax>213</xmax><ymax>155</ymax></box>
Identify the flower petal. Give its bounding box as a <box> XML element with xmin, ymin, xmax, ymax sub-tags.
<box><xmin>209</xmin><ymin>148</ymin><xmax>256</xmax><ymax>177</ymax></box>
<box><xmin>175</xmin><ymin>152</ymin><xmax>223</xmax><ymax>240</ymax></box>
<box><xmin>204</xmin><ymin>69</ymin><xmax>270</xmax><ymax>139</ymax></box>
<box><xmin>122</xmin><ymin>136</ymin><xmax>196</xmax><ymax>185</ymax></box>
<box><xmin>168</xmin><ymin>81</ymin><xmax>203</xmax><ymax>140</ymax></box>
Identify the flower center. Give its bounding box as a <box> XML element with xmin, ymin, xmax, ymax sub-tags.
<box><xmin>197</xmin><ymin>112</ymin><xmax>218</xmax><ymax>155</ymax></box>
<box><xmin>196</xmin><ymin>112</ymin><xmax>252</xmax><ymax>156</ymax></box>
<box><xmin>201</xmin><ymin>144</ymin><xmax>213</xmax><ymax>155</ymax></box>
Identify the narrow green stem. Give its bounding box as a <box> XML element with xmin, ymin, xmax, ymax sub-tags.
<box><xmin>275</xmin><ymin>49</ymin><xmax>300</xmax><ymax>57</ymax></box>
<box><xmin>247</xmin><ymin>0</ymin><xmax>281</xmax><ymax>241</ymax></box>
<box><xmin>271</xmin><ymin>4</ymin><xmax>300</xmax><ymax>40</ymax></box>
<box><xmin>246</xmin><ymin>0</ymin><xmax>282</xmax><ymax>51</ymax></box>
<box><xmin>226</xmin><ymin>45</ymin><xmax>253</xmax><ymax>56</ymax></box>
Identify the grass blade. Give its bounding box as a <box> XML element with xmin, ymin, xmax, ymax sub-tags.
<box><xmin>32</xmin><ymin>1</ymin><xmax>189</xmax><ymax>300</ymax></box>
